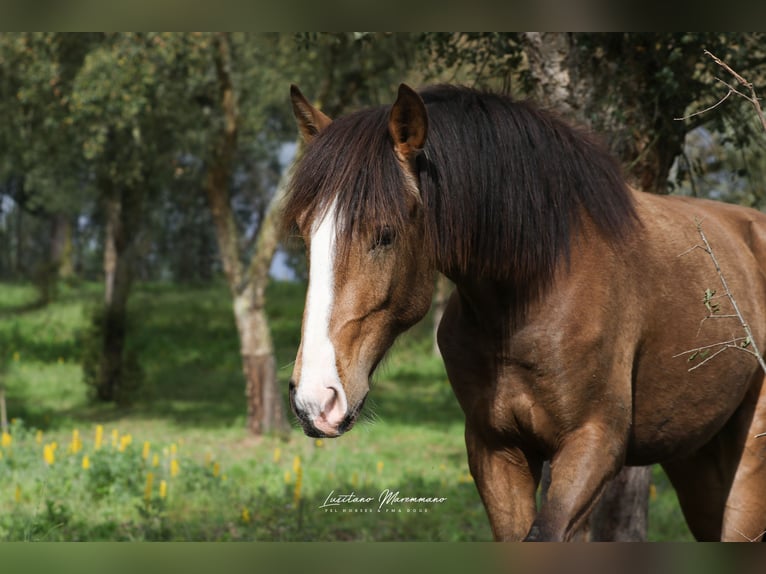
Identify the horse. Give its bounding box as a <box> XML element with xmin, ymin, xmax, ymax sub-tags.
<box><xmin>282</xmin><ymin>82</ymin><xmax>766</xmax><ymax>542</ymax></box>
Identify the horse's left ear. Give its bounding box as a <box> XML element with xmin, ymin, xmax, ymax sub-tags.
<box><xmin>290</xmin><ymin>84</ymin><xmax>332</xmax><ymax>143</ymax></box>
<box><xmin>389</xmin><ymin>84</ymin><xmax>428</xmax><ymax>164</ymax></box>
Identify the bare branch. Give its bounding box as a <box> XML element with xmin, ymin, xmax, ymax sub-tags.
<box><xmin>675</xmin><ymin>50</ymin><xmax>766</xmax><ymax>134</ymax></box>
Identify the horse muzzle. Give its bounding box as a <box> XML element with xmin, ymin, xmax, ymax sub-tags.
<box><xmin>289</xmin><ymin>379</ymin><xmax>367</xmax><ymax>438</ymax></box>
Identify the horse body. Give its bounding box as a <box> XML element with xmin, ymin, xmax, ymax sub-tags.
<box><xmin>284</xmin><ymin>83</ymin><xmax>766</xmax><ymax>541</ymax></box>
<box><xmin>439</xmin><ymin>190</ymin><xmax>766</xmax><ymax>540</ymax></box>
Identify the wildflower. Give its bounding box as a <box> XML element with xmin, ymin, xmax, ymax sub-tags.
<box><xmin>15</xmin><ymin>484</ymin><xmax>21</xmax><ymax>503</ymax></box>
<box><xmin>293</xmin><ymin>456</ymin><xmax>301</xmax><ymax>474</ymax></box>
<box><xmin>144</xmin><ymin>472</ymin><xmax>154</xmax><ymax>504</ymax></box>
<box><xmin>152</xmin><ymin>454</ymin><xmax>160</xmax><ymax>468</ymax></box>
<box><xmin>284</xmin><ymin>470</ymin><xmax>292</xmax><ymax>484</ymax></box>
<box><xmin>293</xmin><ymin>465</ymin><xmax>303</xmax><ymax>506</ymax></box>
<box><xmin>376</xmin><ymin>461</ymin><xmax>384</xmax><ymax>474</ymax></box>
<box><xmin>241</xmin><ymin>507</ymin><xmax>251</xmax><ymax>524</ymax></box>
<box><xmin>650</xmin><ymin>484</ymin><xmax>658</xmax><ymax>502</ymax></box>
<box><xmin>170</xmin><ymin>443</ymin><xmax>177</xmax><ymax>457</ymax></box>
<box><xmin>35</xmin><ymin>430</ymin><xmax>43</xmax><ymax>444</ymax></box>
<box><xmin>82</xmin><ymin>455</ymin><xmax>90</xmax><ymax>470</ymax></box>
<box><xmin>43</xmin><ymin>443</ymin><xmax>55</xmax><ymax>465</ymax></box>
<box><xmin>118</xmin><ymin>434</ymin><xmax>132</xmax><ymax>452</ymax></box>
<box><xmin>212</xmin><ymin>462</ymin><xmax>221</xmax><ymax>478</ymax></box>
<box><xmin>159</xmin><ymin>480</ymin><xmax>167</xmax><ymax>499</ymax></box>
<box><xmin>69</xmin><ymin>429</ymin><xmax>82</xmax><ymax>454</ymax></box>
<box><xmin>1</xmin><ymin>432</ymin><xmax>11</xmax><ymax>448</ymax></box>
<box><xmin>170</xmin><ymin>459</ymin><xmax>180</xmax><ymax>478</ymax></box>
<box><xmin>273</xmin><ymin>447</ymin><xmax>281</xmax><ymax>463</ymax></box>
<box><xmin>142</xmin><ymin>441</ymin><xmax>151</xmax><ymax>461</ymax></box>
<box><xmin>315</xmin><ymin>439</ymin><xmax>324</xmax><ymax>448</ymax></box>
<box><xmin>94</xmin><ymin>425</ymin><xmax>103</xmax><ymax>450</ymax></box>
<box><xmin>12</xmin><ymin>351</ymin><xmax>19</xmax><ymax>361</ymax></box>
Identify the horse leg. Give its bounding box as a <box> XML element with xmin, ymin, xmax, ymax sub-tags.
<box><xmin>661</xmin><ymin>443</ymin><xmax>730</xmax><ymax>541</ymax></box>
<box><xmin>721</xmin><ymin>377</ymin><xmax>766</xmax><ymax>542</ymax></box>
<box><xmin>525</xmin><ymin>421</ymin><xmax>625</xmax><ymax>541</ymax></box>
<box><xmin>465</xmin><ymin>425</ymin><xmax>541</xmax><ymax>541</ymax></box>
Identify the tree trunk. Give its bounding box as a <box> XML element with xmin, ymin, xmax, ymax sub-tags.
<box><xmin>522</xmin><ymin>32</ymin><xmax>652</xmax><ymax>541</ymax></box>
<box><xmin>95</xmin><ymin>171</ymin><xmax>143</xmax><ymax>404</ymax></box>
<box><xmin>204</xmin><ymin>32</ymin><xmax>288</xmax><ymax>436</ymax></box>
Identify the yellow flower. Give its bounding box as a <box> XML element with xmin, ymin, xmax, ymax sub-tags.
<box><xmin>293</xmin><ymin>456</ymin><xmax>301</xmax><ymax>474</ymax></box>
<box><xmin>1</xmin><ymin>432</ymin><xmax>11</xmax><ymax>448</ymax></box>
<box><xmin>152</xmin><ymin>454</ymin><xmax>160</xmax><ymax>468</ymax></box>
<box><xmin>241</xmin><ymin>507</ymin><xmax>251</xmax><ymax>524</ymax></box>
<box><xmin>650</xmin><ymin>483</ymin><xmax>658</xmax><ymax>502</ymax></box>
<box><xmin>118</xmin><ymin>434</ymin><xmax>132</xmax><ymax>452</ymax></box>
<box><xmin>170</xmin><ymin>443</ymin><xmax>177</xmax><ymax>457</ymax></box>
<box><xmin>142</xmin><ymin>441</ymin><xmax>151</xmax><ymax>461</ymax></box>
<box><xmin>273</xmin><ymin>447</ymin><xmax>281</xmax><ymax>463</ymax></box>
<box><xmin>284</xmin><ymin>470</ymin><xmax>292</xmax><ymax>484</ymax></box>
<box><xmin>376</xmin><ymin>461</ymin><xmax>384</xmax><ymax>474</ymax></box>
<box><xmin>35</xmin><ymin>430</ymin><xmax>43</xmax><ymax>444</ymax></box>
<box><xmin>12</xmin><ymin>351</ymin><xmax>19</xmax><ymax>361</ymax></box>
<box><xmin>293</xmin><ymin>465</ymin><xmax>303</xmax><ymax>506</ymax></box>
<box><xmin>15</xmin><ymin>484</ymin><xmax>21</xmax><ymax>503</ymax></box>
<box><xmin>144</xmin><ymin>472</ymin><xmax>154</xmax><ymax>504</ymax></box>
<box><xmin>43</xmin><ymin>444</ymin><xmax>55</xmax><ymax>465</ymax></box>
<box><xmin>82</xmin><ymin>455</ymin><xmax>90</xmax><ymax>470</ymax></box>
<box><xmin>94</xmin><ymin>425</ymin><xmax>103</xmax><ymax>450</ymax></box>
<box><xmin>314</xmin><ymin>439</ymin><xmax>324</xmax><ymax>448</ymax></box>
<box><xmin>159</xmin><ymin>480</ymin><xmax>167</xmax><ymax>499</ymax></box>
<box><xmin>170</xmin><ymin>459</ymin><xmax>180</xmax><ymax>478</ymax></box>
<box><xmin>70</xmin><ymin>429</ymin><xmax>82</xmax><ymax>454</ymax></box>
<box><xmin>212</xmin><ymin>462</ymin><xmax>221</xmax><ymax>478</ymax></box>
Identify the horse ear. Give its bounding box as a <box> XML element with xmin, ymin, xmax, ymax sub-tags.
<box><xmin>389</xmin><ymin>83</ymin><xmax>428</xmax><ymax>164</ymax></box>
<box><xmin>290</xmin><ymin>84</ymin><xmax>332</xmax><ymax>143</ymax></box>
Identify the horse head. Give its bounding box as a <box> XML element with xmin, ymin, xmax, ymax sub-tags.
<box><xmin>285</xmin><ymin>84</ymin><xmax>435</xmax><ymax>437</ymax></box>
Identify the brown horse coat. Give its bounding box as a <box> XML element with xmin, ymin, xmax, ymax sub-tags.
<box><xmin>284</xmin><ymin>83</ymin><xmax>766</xmax><ymax>541</ymax></box>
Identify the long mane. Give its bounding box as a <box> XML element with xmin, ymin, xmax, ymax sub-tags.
<box><xmin>283</xmin><ymin>85</ymin><xmax>638</xmax><ymax>323</ymax></box>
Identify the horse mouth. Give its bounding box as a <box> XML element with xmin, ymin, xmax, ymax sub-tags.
<box><xmin>291</xmin><ymin>388</ymin><xmax>368</xmax><ymax>438</ymax></box>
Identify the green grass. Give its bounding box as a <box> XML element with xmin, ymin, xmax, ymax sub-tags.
<box><xmin>0</xmin><ymin>280</ymin><xmax>690</xmax><ymax>541</ymax></box>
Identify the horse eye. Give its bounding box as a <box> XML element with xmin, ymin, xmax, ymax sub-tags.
<box><xmin>372</xmin><ymin>226</ymin><xmax>395</xmax><ymax>250</ymax></box>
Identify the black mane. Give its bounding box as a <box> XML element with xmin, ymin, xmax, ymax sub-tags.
<box><xmin>283</xmin><ymin>85</ymin><xmax>638</xmax><ymax>322</ymax></box>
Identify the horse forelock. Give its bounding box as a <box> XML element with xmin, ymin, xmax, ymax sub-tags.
<box><xmin>282</xmin><ymin>106</ymin><xmax>413</xmax><ymax>261</ymax></box>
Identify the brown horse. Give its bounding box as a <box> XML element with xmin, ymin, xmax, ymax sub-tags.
<box><xmin>282</xmin><ymin>83</ymin><xmax>766</xmax><ymax>541</ymax></box>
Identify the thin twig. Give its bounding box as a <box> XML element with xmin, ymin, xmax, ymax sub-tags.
<box><xmin>694</xmin><ymin>219</ymin><xmax>766</xmax><ymax>374</ymax></box>
<box><xmin>674</xmin><ymin>89</ymin><xmax>732</xmax><ymax>121</ymax></box>
<box><xmin>679</xmin><ymin>50</ymin><xmax>766</xmax><ymax>134</ymax></box>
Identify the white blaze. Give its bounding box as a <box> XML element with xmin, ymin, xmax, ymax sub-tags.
<box><xmin>295</xmin><ymin>200</ymin><xmax>348</xmax><ymax>425</ymax></box>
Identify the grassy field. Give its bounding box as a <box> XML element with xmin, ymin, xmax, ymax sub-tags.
<box><xmin>0</xmin><ymin>280</ymin><xmax>691</xmax><ymax>541</ymax></box>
